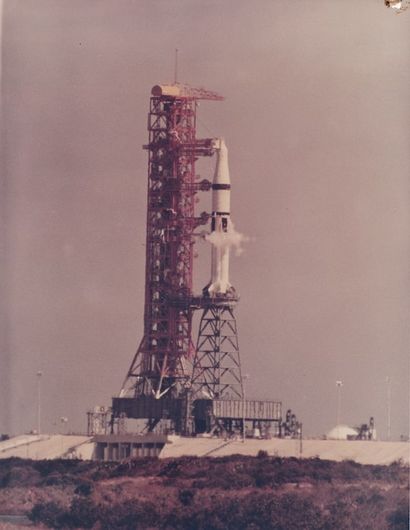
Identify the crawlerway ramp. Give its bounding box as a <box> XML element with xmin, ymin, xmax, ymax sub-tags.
<box><xmin>1</xmin><ymin>435</ymin><xmax>408</xmax><ymax>465</ymax></box>
<box><xmin>160</xmin><ymin>436</ymin><xmax>410</xmax><ymax>465</ymax></box>
<box><xmin>0</xmin><ymin>435</ymin><xmax>93</xmax><ymax>460</ymax></box>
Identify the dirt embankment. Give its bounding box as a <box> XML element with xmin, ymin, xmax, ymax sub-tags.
<box><xmin>0</xmin><ymin>455</ymin><xmax>408</xmax><ymax>529</ymax></box>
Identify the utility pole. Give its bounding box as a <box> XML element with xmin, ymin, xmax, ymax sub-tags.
<box><xmin>36</xmin><ymin>371</ymin><xmax>43</xmax><ymax>435</ymax></box>
<box><xmin>242</xmin><ymin>374</ymin><xmax>249</xmax><ymax>442</ymax></box>
<box><xmin>386</xmin><ymin>376</ymin><xmax>391</xmax><ymax>441</ymax></box>
<box><xmin>174</xmin><ymin>48</ymin><xmax>178</xmax><ymax>84</ymax></box>
<box><xmin>336</xmin><ymin>380</ymin><xmax>343</xmax><ymax>436</ymax></box>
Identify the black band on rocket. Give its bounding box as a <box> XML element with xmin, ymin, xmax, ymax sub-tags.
<box><xmin>212</xmin><ymin>183</ymin><xmax>231</xmax><ymax>190</ymax></box>
<box><xmin>213</xmin><ymin>211</ymin><xmax>230</xmax><ymax>216</ymax></box>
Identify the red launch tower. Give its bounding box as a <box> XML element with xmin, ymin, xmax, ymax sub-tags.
<box><xmin>118</xmin><ymin>84</ymin><xmax>222</xmax><ymax>409</ymax></box>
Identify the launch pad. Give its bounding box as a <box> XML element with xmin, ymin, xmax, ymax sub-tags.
<box><xmin>88</xmin><ymin>82</ymin><xmax>287</xmax><ymax>446</ymax></box>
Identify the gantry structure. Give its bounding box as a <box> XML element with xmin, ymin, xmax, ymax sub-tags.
<box><xmin>117</xmin><ymin>84</ymin><xmax>223</xmax><ymax>420</ymax></box>
<box><xmin>109</xmin><ymin>83</ymin><xmax>281</xmax><ymax>437</ymax></box>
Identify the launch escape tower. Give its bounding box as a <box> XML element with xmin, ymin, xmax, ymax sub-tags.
<box><xmin>110</xmin><ymin>83</ymin><xmax>282</xmax><ymax>438</ymax></box>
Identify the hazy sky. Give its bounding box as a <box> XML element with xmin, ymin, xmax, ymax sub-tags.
<box><xmin>1</xmin><ymin>0</ymin><xmax>409</xmax><ymax>439</ymax></box>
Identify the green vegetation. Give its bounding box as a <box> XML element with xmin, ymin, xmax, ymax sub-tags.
<box><xmin>0</xmin><ymin>456</ymin><xmax>407</xmax><ymax>529</ymax></box>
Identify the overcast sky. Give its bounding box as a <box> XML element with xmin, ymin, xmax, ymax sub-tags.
<box><xmin>1</xmin><ymin>0</ymin><xmax>409</xmax><ymax>439</ymax></box>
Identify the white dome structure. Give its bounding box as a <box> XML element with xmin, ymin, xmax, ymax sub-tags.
<box><xmin>326</xmin><ymin>425</ymin><xmax>358</xmax><ymax>440</ymax></box>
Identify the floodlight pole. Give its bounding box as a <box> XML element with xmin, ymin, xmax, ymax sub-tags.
<box><xmin>242</xmin><ymin>374</ymin><xmax>249</xmax><ymax>442</ymax></box>
<box><xmin>36</xmin><ymin>371</ymin><xmax>43</xmax><ymax>435</ymax></box>
<box><xmin>386</xmin><ymin>376</ymin><xmax>391</xmax><ymax>441</ymax></box>
<box><xmin>336</xmin><ymin>380</ymin><xmax>343</xmax><ymax>428</ymax></box>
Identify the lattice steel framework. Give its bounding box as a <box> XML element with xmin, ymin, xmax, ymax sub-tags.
<box><xmin>120</xmin><ymin>85</ymin><xmax>222</xmax><ymax>401</ymax></box>
<box><xmin>191</xmin><ymin>303</ymin><xmax>243</xmax><ymax>400</ymax></box>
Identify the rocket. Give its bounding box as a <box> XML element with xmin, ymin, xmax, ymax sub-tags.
<box><xmin>206</xmin><ymin>138</ymin><xmax>233</xmax><ymax>296</ymax></box>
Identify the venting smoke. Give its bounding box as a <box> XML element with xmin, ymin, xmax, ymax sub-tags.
<box><xmin>206</xmin><ymin>219</ymin><xmax>247</xmax><ymax>256</ymax></box>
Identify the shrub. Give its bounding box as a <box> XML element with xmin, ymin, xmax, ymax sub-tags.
<box><xmin>158</xmin><ymin>459</ymin><xmax>182</xmax><ymax>478</ymax></box>
<box><xmin>99</xmin><ymin>499</ymin><xmax>160</xmax><ymax>530</ymax></box>
<box><xmin>254</xmin><ymin>471</ymin><xmax>273</xmax><ymax>488</ymax></box>
<box><xmin>0</xmin><ymin>464</ymin><xmax>41</xmax><ymax>488</ymax></box>
<box><xmin>337</xmin><ymin>460</ymin><xmax>362</xmax><ymax>481</ymax></box>
<box><xmin>64</xmin><ymin>497</ymin><xmax>98</xmax><ymax>529</ymax></box>
<box><xmin>257</xmin><ymin>450</ymin><xmax>269</xmax><ymax>459</ymax></box>
<box><xmin>178</xmin><ymin>488</ymin><xmax>195</xmax><ymax>506</ymax></box>
<box><xmin>0</xmin><ymin>471</ymin><xmax>10</xmax><ymax>488</ymax></box>
<box><xmin>74</xmin><ymin>479</ymin><xmax>94</xmax><ymax>496</ymax></box>
<box><xmin>42</xmin><ymin>471</ymin><xmax>76</xmax><ymax>487</ymax></box>
<box><xmin>34</xmin><ymin>459</ymin><xmax>80</xmax><ymax>477</ymax></box>
<box><xmin>180</xmin><ymin>492</ymin><xmax>326</xmax><ymax>530</ymax></box>
<box><xmin>387</xmin><ymin>502</ymin><xmax>410</xmax><ymax>530</ymax></box>
<box><xmin>29</xmin><ymin>498</ymin><xmax>98</xmax><ymax>529</ymax></box>
<box><xmin>29</xmin><ymin>501</ymin><xmax>66</xmax><ymax>528</ymax></box>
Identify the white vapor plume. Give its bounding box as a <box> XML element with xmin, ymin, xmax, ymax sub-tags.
<box><xmin>205</xmin><ymin>219</ymin><xmax>248</xmax><ymax>256</ymax></box>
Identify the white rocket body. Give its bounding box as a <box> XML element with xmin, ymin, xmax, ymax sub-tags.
<box><xmin>207</xmin><ymin>139</ymin><xmax>232</xmax><ymax>295</ymax></box>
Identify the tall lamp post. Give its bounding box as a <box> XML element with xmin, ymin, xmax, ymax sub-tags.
<box><xmin>386</xmin><ymin>376</ymin><xmax>391</xmax><ymax>441</ymax></box>
<box><xmin>336</xmin><ymin>380</ymin><xmax>343</xmax><ymax>437</ymax></box>
<box><xmin>36</xmin><ymin>371</ymin><xmax>43</xmax><ymax>435</ymax></box>
<box><xmin>242</xmin><ymin>374</ymin><xmax>249</xmax><ymax>443</ymax></box>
